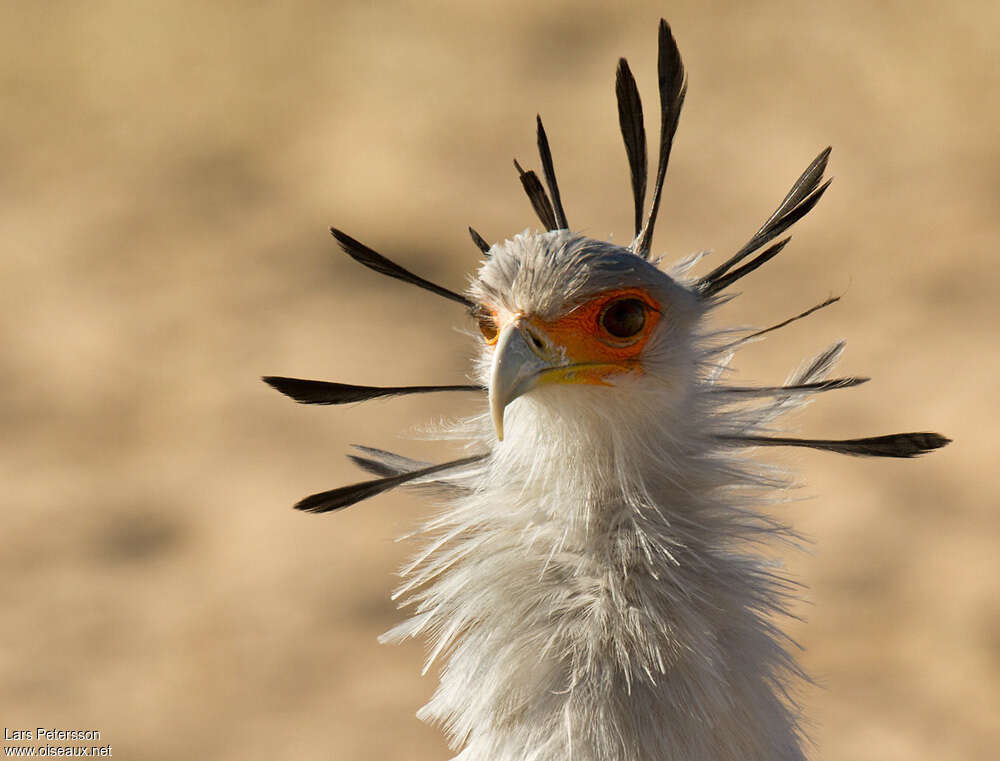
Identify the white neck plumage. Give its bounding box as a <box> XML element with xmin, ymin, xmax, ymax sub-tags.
<box><xmin>384</xmin><ymin>382</ymin><xmax>808</xmax><ymax>761</ymax></box>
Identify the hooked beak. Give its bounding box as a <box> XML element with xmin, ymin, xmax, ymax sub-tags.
<box><xmin>489</xmin><ymin>320</ymin><xmax>557</xmax><ymax>441</ymax></box>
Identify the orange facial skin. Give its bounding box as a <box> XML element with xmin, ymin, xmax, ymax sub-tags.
<box><xmin>478</xmin><ymin>288</ymin><xmax>662</xmax><ymax>386</ymax></box>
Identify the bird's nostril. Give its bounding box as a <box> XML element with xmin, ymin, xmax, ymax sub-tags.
<box><xmin>523</xmin><ymin>328</ymin><xmax>546</xmax><ymax>352</ymax></box>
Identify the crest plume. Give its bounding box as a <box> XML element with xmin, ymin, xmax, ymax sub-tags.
<box><xmin>700</xmin><ymin>147</ymin><xmax>833</xmax><ymax>295</ymax></box>
<box><xmin>634</xmin><ymin>19</ymin><xmax>687</xmax><ymax>259</ymax></box>
<box><xmin>536</xmin><ymin>116</ymin><xmax>568</xmax><ymax>230</ymax></box>
<box><xmin>616</xmin><ymin>56</ymin><xmax>647</xmax><ymax>239</ymax></box>
<box><xmin>265</xmin><ymin>19</ymin><xmax>949</xmax><ymax>761</ymax></box>
<box><xmin>330</xmin><ymin>227</ymin><xmax>474</xmax><ymax>309</ymax></box>
<box><xmin>513</xmin><ymin>159</ymin><xmax>559</xmax><ymax>231</ymax></box>
<box><xmin>468</xmin><ymin>226</ymin><xmax>491</xmax><ymax>254</ymax></box>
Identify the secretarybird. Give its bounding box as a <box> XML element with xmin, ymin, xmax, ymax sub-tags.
<box><xmin>265</xmin><ymin>19</ymin><xmax>949</xmax><ymax>761</ymax></box>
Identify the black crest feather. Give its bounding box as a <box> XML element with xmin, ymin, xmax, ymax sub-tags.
<box><xmin>347</xmin><ymin>445</ymin><xmax>472</xmax><ymax>496</ymax></box>
<box><xmin>712</xmin><ymin>377</ymin><xmax>869</xmax><ymax>396</ymax></box>
<box><xmin>700</xmin><ymin>148</ymin><xmax>832</xmax><ymax>294</ymax></box>
<box><xmin>700</xmin><ymin>237</ymin><xmax>792</xmax><ymax>297</ymax></box>
<box><xmin>721</xmin><ymin>432</ymin><xmax>951</xmax><ymax>458</ymax></box>
<box><xmin>468</xmin><ymin>226</ymin><xmax>491</xmax><ymax>255</ymax></box>
<box><xmin>536</xmin><ymin>116</ymin><xmax>568</xmax><ymax>230</ymax></box>
<box><xmin>347</xmin><ymin>445</ymin><xmax>430</xmax><ymax>479</ymax></box>
<box><xmin>616</xmin><ymin>57</ymin><xmax>647</xmax><ymax>239</ymax></box>
<box><xmin>330</xmin><ymin>227</ymin><xmax>475</xmax><ymax>309</ymax></box>
<box><xmin>263</xmin><ymin>376</ymin><xmax>483</xmax><ymax>405</ymax></box>
<box><xmin>513</xmin><ymin>159</ymin><xmax>558</xmax><ymax>231</ymax></box>
<box><xmin>294</xmin><ymin>454</ymin><xmax>487</xmax><ymax>513</ymax></box>
<box><xmin>744</xmin><ymin>296</ymin><xmax>840</xmax><ymax>342</ymax></box>
<box><xmin>634</xmin><ymin>19</ymin><xmax>687</xmax><ymax>259</ymax></box>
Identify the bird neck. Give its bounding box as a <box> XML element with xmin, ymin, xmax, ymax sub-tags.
<box><xmin>386</xmin><ymin>393</ymin><xmax>807</xmax><ymax>761</ymax></box>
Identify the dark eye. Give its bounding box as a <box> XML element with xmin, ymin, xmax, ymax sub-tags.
<box><xmin>476</xmin><ymin>310</ymin><xmax>499</xmax><ymax>343</ymax></box>
<box><xmin>599</xmin><ymin>298</ymin><xmax>646</xmax><ymax>339</ymax></box>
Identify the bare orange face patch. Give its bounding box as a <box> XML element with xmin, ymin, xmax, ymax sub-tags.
<box><xmin>477</xmin><ymin>288</ymin><xmax>662</xmax><ymax>385</ymax></box>
<box><xmin>532</xmin><ymin>288</ymin><xmax>661</xmax><ymax>362</ymax></box>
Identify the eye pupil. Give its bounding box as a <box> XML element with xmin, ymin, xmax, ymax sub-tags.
<box><xmin>600</xmin><ymin>298</ymin><xmax>646</xmax><ymax>338</ymax></box>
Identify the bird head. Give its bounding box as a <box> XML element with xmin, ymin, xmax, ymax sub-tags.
<box><xmin>470</xmin><ymin>230</ymin><xmax>702</xmax><ymax>444</ymax></box>
<box><xmin>264</xmin><ymin>17</ymin><xmax>948</xmax><ymax>516</ymax></box>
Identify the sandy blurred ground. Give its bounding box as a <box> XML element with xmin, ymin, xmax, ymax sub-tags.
<box><xmin>1</xmin><ymin>1</ymin><xmax>997</xmax><ymax>759</ymax></box>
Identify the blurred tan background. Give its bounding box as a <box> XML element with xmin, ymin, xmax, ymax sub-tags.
<box><xmin>2</xmin><ymin>1</ymin><xmax>997</xmax><ymax>759</ymax></box>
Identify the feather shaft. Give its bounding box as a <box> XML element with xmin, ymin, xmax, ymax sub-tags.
<box><xmin>745</xmin><ymin>296</ymin><xmax>840</xmax><ymax>340</ymax></box>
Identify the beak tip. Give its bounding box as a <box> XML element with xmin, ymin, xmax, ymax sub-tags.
<box><xmin>491</xmin><ymin>406</ymin><xmax>505</xmax><ymax>441</ymax></box>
